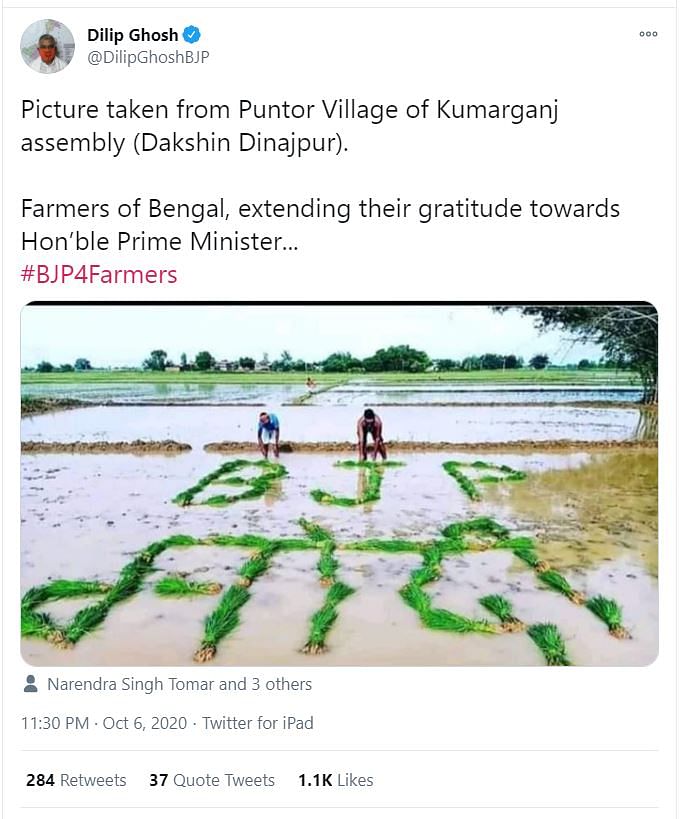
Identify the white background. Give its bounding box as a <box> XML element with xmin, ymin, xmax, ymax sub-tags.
<box><xmin>2</xmin><ymin>3</ymin><xmax>676</xmax><ymax>817</ymax></box>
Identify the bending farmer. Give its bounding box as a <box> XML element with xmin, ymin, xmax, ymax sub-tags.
<box><xmin>357</xmin><ymin>408</ymin><xmax>387</xmax><ymax>461</ymax></box>
<box><xmin>258</xmin><ymin>411</ymin><xmax>280</xmax><ymax>459</ymax></box>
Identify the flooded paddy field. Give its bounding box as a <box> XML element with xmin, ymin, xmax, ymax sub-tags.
<box><xmin>308</xmin><ymin>385</ymin><xmax>644</xmax><ymax>406</ymax></box>
<box><xmin>21</xmin><ymin>442</ymin><xmax>657</xmax><ymax>667</ymax></box>
<box><xmin>21</xmin><ymin>381</ymin><xmax>303</xmax><ymax>406</ymax></box>
<box><xmin>21</xmin><ymin>402</ymin><xmax>653</xmax><ymax>450</ymax></box>
<box><xmin>22</xmin><ymin>378</ymin><xmax>644</xmax><ymax>409</ymax></box>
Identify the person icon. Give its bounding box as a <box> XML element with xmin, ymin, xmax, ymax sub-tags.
<box><xmin>24</xmin><ymin>674</ymin><xmax>38</xmax><ymax>693</ymax></box>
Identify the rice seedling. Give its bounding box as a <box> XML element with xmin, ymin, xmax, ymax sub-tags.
<box><xmin>155</xmin><ymin>576</ymin><xmax>222</xmax><ymax>597</ymax></box>
<box><xmin>437</xmin><ymin>538</ymin><xmax>467</xmax><ymax>555</ymax></box>
<box><xmin>21</xmin><ymin>579</ymin><xmax>113</xmax><ymax>643</ymax></box>
<box><xmin>513</xmin><ymin>545</ymin><xmax>541</xmax><ymax>568</ymax></box>
<box><xmin>398</xmin><ymin>542</ymin><xmax>503</xmax><ymax>635</ymax></box>
<box><xmin>173</xmin><ymin>459</ymin><xmax>287</xmax><ymax>507</ymax></box>
<box><xmin>326</xmin><ymin>580</ymin><xmax>354</xmax><ymax>607</ymax></box>
<box><xmin>443</xmin><ymin>460</ymin><xmax>526</xmax><ymax>500</ymax></box>
<box><xmin>334</xmin><ymin>460</ymin><xmax>406</xmax><ymax>469</ymax></box>
<box><xmin>300</xmin><ymin>522</ymin><xmax>355</xmax><ymax>651</ymax></box>
<box><xmin>501</xmin><ymin>536</ymin><xmax>536</xmax><ymax>551</ymax></box>
<box><xmin>479</xmin><ymin>594</ymin><xmax>525</xmax><ymax>632</ymax></box>
<box><xmin>270</xmin><ymin>537</ymin><xmax>318</xmax><ymax>551</ymax></box>
<box><xmin>346</xmin><ymin>538</ymin><xmax>421</xmax><ymax>553</ymax></box>
<box><xmin>440</xmin><ymin>524</ymin><xmax>466</xmax><ymax>541</ymax></box>
<box><xmin>163</xmin><ymin>534</ymin><xmax>201</xmax><ymax>547</ymax></box>
<box><xmin>399</xmin><ymin>582</ymin><xmax>432</xmax><ymax>614</ymax></box>
<box><xmin>423</xmin><ymin>607</ymin><xmax>501</xmax><ymax>634</ymax></box>
<box><xmin>442</xmin><ymin>518</ymin><xmax>510</xmax><ymax>542</ymax></box>
<box><xmin>302</xmin><ymin>582</ymin><xmax>355</xmax><ymax>654</ymax></box>
<box><xmin>527</xmin><ymin>623</ymin><xmax>571</xmax><ymax>666</ymax></box>
<box><xmin>65</xmin><ymin>602</ymin><xmax>113</xmax><ymax>644</ymax></box>
<box><xmin>410</xmin><ymin>565</ymin><xmax>441</xmax><ymax>586</ymax></box>
<box><xmin>423</xmin><ymin>544</ymin><xmax>445</xmax><ymax>570</ymax></box>
<box><xmin>539</xmin><ymin>570</ymin><xmax>586</xmax><ymax>604</ymax></box>
<box><xmin>317</xmin><ymin>548</ymin><xmax>339</xmax><ymax>587</ymax></box>
<box><xmin>194</xmin><ymin>536</ymin><xmax>283</xmax><ymax>659</ymax></box>
<box><xmin>298</xmin><ymin>518</ymin><xmax>333</xmax><ymax>542</ymax></box>
<box><xmin>310</xmin><ymin>460</ymin><xmax>403</xmax><ymax>507</ymax></box>
<box><xmin>586</xmin><ymin>596</ymin><xmax>631</xmax><ymax>639</ymax></box>
<box><xmin>479</xmin><ymin>594</ymin><xmax>513</xmax><ymax>620</ymax></box>
<box><xmin>310</xmin><ymin>490</ymin><xmax>357</xmax><ymax>507</ymax></box>
<box><xmin>461</xmin><ymin>517</ymin><xmax>511</xmax><ymax>538</ymax></box>
<box><xmin>21</xmin><ymin>609</ymin><xmax>58</xmax><ymax>640</ymax></box>
<box><xmin>238</xmin><ymin>553</ymin><xmax>271</xmax><ymax>585</ymax></box>
<box><xmin>22</xmin><ymin>580</ymin><xmax>110</xmax><ymax>607</ymax></box>
<box><xmin>46</xmin><ymin>579</ymin><xmax>111</xmax><ymax>598</ymax></box>
<box><xmin>21</xmin><ymin>586</ymin><xmax>53</xmax><ymax>610</ymax></box>
<box><xmin>195</xmin><ymin>585</ymin><xmax>250</xmax><ymax>663</ymax></box>
<box><xmin>442</xmin><ymin>461</ymin><xmax>481</xmax><ymax>500</ymax></box>
<box><xmin>207</xmin><ymin>534</ymin><xmax>273</xmax><ymax>549</ymax></box>
<box><xmin>302</xmin><ymin>606</ymin><xmax>337</xmax><ymax>654</ymax></box>
<box><xmin>476</xmin><ymin>463</ymin><xmax>528</xmax><ymax>483</ymax></box>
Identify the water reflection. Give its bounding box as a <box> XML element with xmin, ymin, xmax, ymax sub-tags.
<box><xmin>487</xmin><ymin>450</ymin><xmax>658</xmax><ymax>576</ymax></box>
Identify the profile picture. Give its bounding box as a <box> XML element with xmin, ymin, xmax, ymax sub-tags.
<box><xmin>20</xmin><ymin>20</ymin><xmax>74</xmax><ymax>74</ymax></box>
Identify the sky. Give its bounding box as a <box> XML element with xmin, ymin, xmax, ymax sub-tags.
<box><xmin>20</xmin><ymin>305</ymin><xmax>603</xmax><ymax>368</ymax></box>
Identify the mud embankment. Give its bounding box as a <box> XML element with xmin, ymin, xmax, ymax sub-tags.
<box><xmin>21</xmin><ymin>397</ymin><xmax>89</xmax><ymax>416</ymax></box>
<box><xmin>204</xmin><ymin>439</ymin><xmax>658</xmax><ymax>454</ymax></box>
<box><xmin>21</xmin><ymin>439</ymin><xmax>191</xmax><ymax>455</ymax></box>
<box><xmin>343</xmin><ymin>401</ymin><xmax>655</xmax><ymax>410</ymax></box>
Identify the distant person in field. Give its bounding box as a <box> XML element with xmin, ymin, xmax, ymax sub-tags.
<box><xmin>257</xmin><ymin>411</ymin><xmax>280</xmax><ymax>459</ymax></box>
<box><xmin>30</xmin><ymin>34</ymin><xmax>68</xmax><ymax>74</ymax></box>
<box><xmin>357</xmin><ymin>408</ymin><xmax>387</xmax><ymax>461</ymax></box>
<box><xmin>306</xmin><ymin>376</ymin><xmax>317</xmax><ymax>390</ymax></box>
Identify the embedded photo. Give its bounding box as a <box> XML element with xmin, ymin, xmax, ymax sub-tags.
<box><xmin>20</xmin><ymin>303</ymin><xmax>658</xmax><ymax>666</ymax></box>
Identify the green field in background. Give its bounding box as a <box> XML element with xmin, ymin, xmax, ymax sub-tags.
<box><xmin>21</xmin><ymin>369</ymin><xmax>641</xmax><ymax>387</ymax></box>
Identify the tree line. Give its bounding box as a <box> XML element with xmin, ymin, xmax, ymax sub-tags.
<box><xmin>27</xmin><ymin>358</ymin><xmax>92</xmax><ymax>374</ymax></box>
<box><xmin>28</xmin><ymin>348</ymin><xmax>613</xmax><ymax>375</ymax></box>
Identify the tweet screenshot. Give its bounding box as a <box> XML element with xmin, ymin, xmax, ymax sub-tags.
<box><xmin>1</xmin><ymin>0</ymin><xmax>677</xmax><ymax>816</ymax></box>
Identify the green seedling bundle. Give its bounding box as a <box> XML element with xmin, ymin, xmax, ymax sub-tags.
<box><xmin>538</xmin><ymin>569</ymin><xmax>587</xmax><ymax>605</ymax></box>
<box><xmin>194</xmin><ymin>586</ymin><xmax>251</xmax><ymax>663</ymax></box>
<box><xmin>311</xmin><ymin>460</ymin><xmax>404</xmax><ymax>506</ymax></box>
<box><xmin>303</xmin><ymin>582</ymin><xmax>355</xmax><ymax>655</ymax></box>
<box><xmin>155</xmin><ymin>576</ymin><xmax>223</xmax><ymax>597</ymax></box>
<box><xmin>21</xmin><ymin>580</ymin><xmax>112</xmax><ymax>644</ymax></box>
<box><xmin>527</xmin><ymin>623</ymin><xmax>571</xmax><ymax>666</ymax></box>
<box><xmin>399</xmin><ymin>538</ymin><xmax>503</xmax><ymax>636</ymax></box>
<box><xmin>586</xmin><ymin>595</ymin><xmax>631</xmax><ymax>639</ymax></box>
<box><xmin>299</xmin><ymin>519</ymin><xmax>356</xmax><ymax>653</ymax></box>
<box><xmin>443</xmin><ymin>460</ymin><xmax>527</xmax><ymax>501</ymax></box>
<box><xmin>479</xmin><ymin>595</ymin><xmax>525</xmax><ymax>633</ymax></box>
<box><xmin>173</xmin><ymin>459</ymin><xmax>287</xmax><ymax>507</ymax></box>
<box><xmin>495</xmin><ymin>607</ymin><xmax>572</xmax><ymax>665</ymax></box>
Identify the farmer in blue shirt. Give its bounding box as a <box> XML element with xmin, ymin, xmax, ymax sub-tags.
<box><xmin>257</xmin><ymin>411</ymin><xmax>280</xmax><ymax>459</ymax></box>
